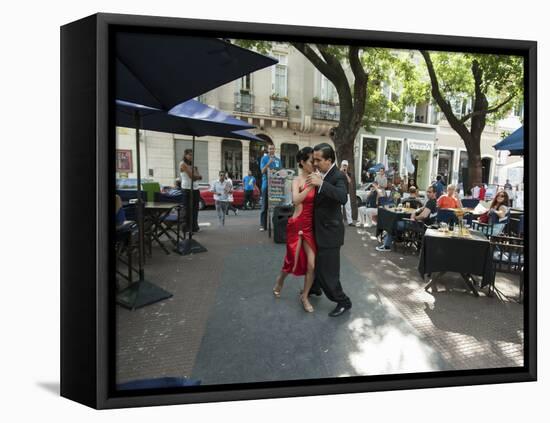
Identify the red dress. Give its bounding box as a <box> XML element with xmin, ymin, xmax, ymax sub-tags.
<box><xmin>282</xmin><ymin>186</ymin><xmax>317</xmax><ymax>276</ymax></box>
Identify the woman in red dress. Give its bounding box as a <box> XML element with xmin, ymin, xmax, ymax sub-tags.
<box><xmin>272</xmin><ymin>147</ymin><xmax>317</xmax><ymax>313</ymax></box>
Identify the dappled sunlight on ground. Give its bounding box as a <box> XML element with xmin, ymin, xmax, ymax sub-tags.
<box><xmin>347</xmin><ymin>315</ymin><xmax>444</xmax><ymax>375</ymax></box>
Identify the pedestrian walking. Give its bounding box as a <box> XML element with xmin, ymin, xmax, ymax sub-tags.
<box><xmin>210</xmin><ymin>171</ymin><xmax>232</xmax><ymax>226</ymax></box>
<box><xmin>243</xmin><ymin>170</ymin><xmax>256</xmax><ymax>210</ymax></box>
<box><xmin>225</xmin><ymin>172</ymin><xmax>238</xmax><ymax>216</ymax></box>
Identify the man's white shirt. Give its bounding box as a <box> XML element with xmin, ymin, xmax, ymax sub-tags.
<box><xmin>318</xmin><ymin>162</ymin><xmax>336</xmax><ymax>194</ymax></box>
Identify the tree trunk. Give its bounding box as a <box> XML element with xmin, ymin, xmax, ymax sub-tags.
<box><xmin>467</xmin><ymin>149</ymin><xmax>482</xmax><ymax>192</ymax></box>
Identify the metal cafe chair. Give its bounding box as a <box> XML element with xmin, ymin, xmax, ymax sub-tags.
<box><xmin>509</xmin><ymin>214</ymin><xmax>524</xmax><ymax>238</ymax></box>
<box><xmin>489</xmin><ymin>235</ymin><xmax>525</xmax><ymax>303</ymax></box>
<box><xmin>153</xmin><ymin>192</ymin><xmax>186</xmax><ymax>246</ymax></box>
<box><xmin>436</xmin><ymin>208</ymin><xmax>458</xmax><ymax>228</ymax></box>
<box><xmin>397</xmin><ymin>218</ymin><xmax>428</xmax><ymax>254</ymax></box>
<box><xmin>472</xmin><ymin>209</ymin><xmax>511</xmax><ymax>237</ymax></box>
<box><xmin>379</xmin><ymin>196</ymin><xmax>394</xmax><ymax>207</ymax></box>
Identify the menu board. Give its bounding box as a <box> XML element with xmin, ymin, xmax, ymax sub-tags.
<box><xmin>267</xmin><ymin>169</ymin><xmax>295</xmax><ymax>209</ymax></box>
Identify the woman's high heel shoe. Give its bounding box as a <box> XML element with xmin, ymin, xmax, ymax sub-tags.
<box><xmin>300</xmin><ymin>295</ymin><xmax>314</xmax><ymax>313</ymax></box>
<box><xmin>273</xmin><ymin>280</ymin><xmax>283</xmax><ymax>298</ymax></box>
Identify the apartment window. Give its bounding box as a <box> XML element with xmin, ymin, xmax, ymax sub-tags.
<box><xmin>437</xmin><ymin>150</ymin><xmax>454</xmax><ymax>184</ymax></box>
<box><xmin>361</xmin><ymin>137</ymin><xmax>379</xmax><ymax>182</ymax></box>
<box><xmin>240</xmin><ymin>74</ymin><xmax>252</xmax><ymax>92</ymax></box>
<box><xmin>512</xmin><ymin>100</ymin><xmax>524</xmax><ymax>119</ymax></box>
<box><xmin>318</xmin><ymin>73</ymin><xmax>338</xmax><ymax>103</ymax></box>
<box><xmin>458</xmin><ymin>151</ymin><xmax>469</xmax><ymax>185</ymax></box>
<box><xmin>451</xmin><ymin>97</ymin><xmax>472</xmax><ymax>118</ymax></box>
<box><xmin>280</xmin><ymin>143</ymin><xmax>299</xmax><ymax>171</ymax></box>
<box><xmin>272</xmin><ymin>53</ymin><xmax>288</xmax><ymax>97</ymax></box>
<box><xmin>385</xmin><ymin>139</ymin><xmax>402</xmax><ymax>179</ymax></box>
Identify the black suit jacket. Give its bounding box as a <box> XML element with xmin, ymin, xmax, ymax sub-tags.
<box><xmin>314</xmin><ymin>165</ymin><xmax>349</xmax><ymax>248</ymax></box>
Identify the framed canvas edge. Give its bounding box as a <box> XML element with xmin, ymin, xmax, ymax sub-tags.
<box><xmin>62</xmin><ymin>12</ymin><xmax>537</xmax><ymax>410</ymax></box>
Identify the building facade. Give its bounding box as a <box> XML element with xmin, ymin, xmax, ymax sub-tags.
<box><xmin>116</xmin><ymin>44</ymin><xmax>524</xmax><ymax>191</ymax></box>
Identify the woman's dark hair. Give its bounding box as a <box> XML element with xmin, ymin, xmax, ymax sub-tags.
<box><xmin>296</xmin><ymin>146</ymin><xmax>313</xmax><ymax>168</ymax></box>
<box><xmin>183</xmin><ymin>149</ymin><xmax>193</xmax><ymax>165</ymax></box>
<box><xmin>490</xmin><ymin>190</ymin><xmax>509</xmax><ymax>209</ymax></box>
<box><xmin>313</xmin><ymin>143</ymin><xmax>336</xmax><ymax>163</ymax></box>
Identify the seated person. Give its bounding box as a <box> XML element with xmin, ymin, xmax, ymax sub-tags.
<box><xmin>437</xmin><ymin>184</ymin><xmax>462</xmax><ymax>209</ymax></box>
<box><xmin>400</xmin><ymin>186</ymin><xmax>423</xmax><ymax>209</ymax></box>
<box><xmin>376</xmin><ymin>186</ymin><xmax>437</xmax><ymax>252</ymax></box>
<box><xmin>485</xmin><ymin>190</ymin><xmax>510</xmax><ymax>224</ymax></box>
<box><xmin>357</xmin><ymin>181</ymin><xmax>381</xmax><ymax>228</ymax></box>
<box><xmin>164</xmin><ymin>178</ymin><xmax>183</xmax><ymax>197</ymax></box>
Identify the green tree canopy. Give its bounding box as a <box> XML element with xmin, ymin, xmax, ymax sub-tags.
<box><xmin>420</xmin><ymin>50</ymin><xmax>523</xmax><ymax>188</ymax></box>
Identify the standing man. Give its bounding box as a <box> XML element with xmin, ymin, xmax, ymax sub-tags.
<box><xmin>180</xmin><ymin>149</ymin><xmax>202</xmax><ymax>233</ymax></box>
<box><xmin>340</xmin><ymin>160</ymin><xmax>354</xmax><ymax>226</ymax></box>
<box><xmin>375</xmin><ymin>167</ymin><xmax>388</xmax><ymax>190</ymax></box>
<box><xmin>243</xmin><ymin>170</ymin><xmax>256</xmax><ymax>210</ymax></box>
<box><xmin>306</xmin><ymin>143</ymin><xmax>352</xmax><ymax>317</ymax></box>
<box><xmin>434</xmin><ymin>175</ymin><xmax>445</xmax><ymax>198</ymax></box>
<box><xmin>259</xmin><ymin>144</ymin><xmax>281</xmax><ymax>231</ymax></box>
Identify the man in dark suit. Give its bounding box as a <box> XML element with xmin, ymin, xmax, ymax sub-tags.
<box><xmin>305</xmin><ymin>143</ymin><xmax>352</xmax><ymax>317</ymax></box>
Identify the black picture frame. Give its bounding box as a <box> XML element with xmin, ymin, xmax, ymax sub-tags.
<box><xmin>60</xmin><ymin>12</ymin><xmax>537</xmax><ymax>409</ymax></box>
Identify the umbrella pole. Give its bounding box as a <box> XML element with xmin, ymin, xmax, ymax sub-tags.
<box><xmin>116</xmin><ymin>110</ymin><xmax>173</xmax><ymax>309</ymax></box>
<box><xmin>175</xmin><ymin>134</ymin><xmax>207</xmax><ymax>255</ymax></box>
<box><xmin>135</xmin><ymin>111</ymin><xmax>145</xmax><ymax>280</ymax></box>
<box><xmin>189</xmin><ymin>135</ymin><xmax>195</xmax><ymax>242</ymax></box>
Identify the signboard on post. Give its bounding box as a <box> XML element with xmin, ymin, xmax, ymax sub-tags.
<box><xmin>267</xmin><ymin>169</ymin><xmax>295</xmax><ymax>237</ymax></box>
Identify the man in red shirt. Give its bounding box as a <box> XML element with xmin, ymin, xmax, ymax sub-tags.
<box><xmin>437</xmin><ymin>184</ymin><xmax>461</xmax><ymax>209</ymax></box>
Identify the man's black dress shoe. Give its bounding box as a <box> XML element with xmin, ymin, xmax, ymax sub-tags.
<box><xmin>328</xmin><ymin>304</ymin><xmax>351</xmax><ymax>317</ymax></box>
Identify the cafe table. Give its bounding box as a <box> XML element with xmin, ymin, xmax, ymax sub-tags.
<box><xmin>376</xmin><ymin>206</ymin><xmax>417</xmax><ymax>237</ymax></box>
<box><xmin>144</xmin><ymin>202</ymin><xmax>182</xmax><ymax>254</ymax></box>
<box><xmin>418</xmin><ymin>228</ymin><xmax>493</xmax><ymax>297</ymax></box>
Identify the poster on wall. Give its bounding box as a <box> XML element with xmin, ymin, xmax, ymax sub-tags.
<box><xmin>116</xmin><ymin>149</ymin><xmax>133</xmax><ymax>172</ymax></box>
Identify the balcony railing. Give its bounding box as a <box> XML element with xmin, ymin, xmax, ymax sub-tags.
<box><xmin>234</xmin><ymin>91</ymin><xmax>254</xmax><ymax>113</ymax></box>
<box><xmin>312</xmin><ymin>99</ymin><xmax>340</xmax><ymax>121</ymax></box>
<box><xmin>270</xmin><ymin>98</ymin><xmax>288</xmax><ymax>117</ymax></box>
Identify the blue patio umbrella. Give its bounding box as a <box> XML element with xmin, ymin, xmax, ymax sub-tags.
<box><xmin>116</xmin><ymin>100</ymin><xmax>254</xmax><ymax>136</ymax></box>
<box><xmin>494</xmin><ymin>126</ymin><xmax>523</xmax><ymax>156</ymax></box>
<box><xmin>116</xmin><ymin>32</ymin><xmax>277</xmax><ymax>109</ymax></box>
<box><xmin>368</xmin><ymin>163</ymin><xmax>385</xmax><ymax>173</ymax></box>
<box><xmin>228</xmin><ymin>130</ymin><xmax>264</xmax><ymax>142</ymax></box>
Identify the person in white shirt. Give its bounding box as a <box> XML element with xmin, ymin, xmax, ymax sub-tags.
<box><xmin>340</xmin><ymin>160</ymin><xmax>354</xmax><ymax>226</ymax></box>
<box><xmin>357</xmin><ymin>181</ymin><xmax>381</xmax><ymax>228</ymax></box>
<box><xmin>210</xmin><ymin>171</ymin><xmax>233</xmax><ymax>226</ymax></box>
<box><xmin>374</xmin><ymin>168</ymin><xmax>388</xmax><ymax>189</ymax></box>
<box><xmin>224</xmin><ymin>172</ymin><xmax>238</xmax><ymax>216</ymax></box>
<box><xmin>472</xmin><ymin>184</ymin><xmax>481</xmax><ymax>199</ymax></box>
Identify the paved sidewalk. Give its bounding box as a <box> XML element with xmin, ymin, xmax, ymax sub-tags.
<box><xmin>116</xmin><ymin>210</ymin><xmax>523</xmax><ymax>385</ymax></box>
